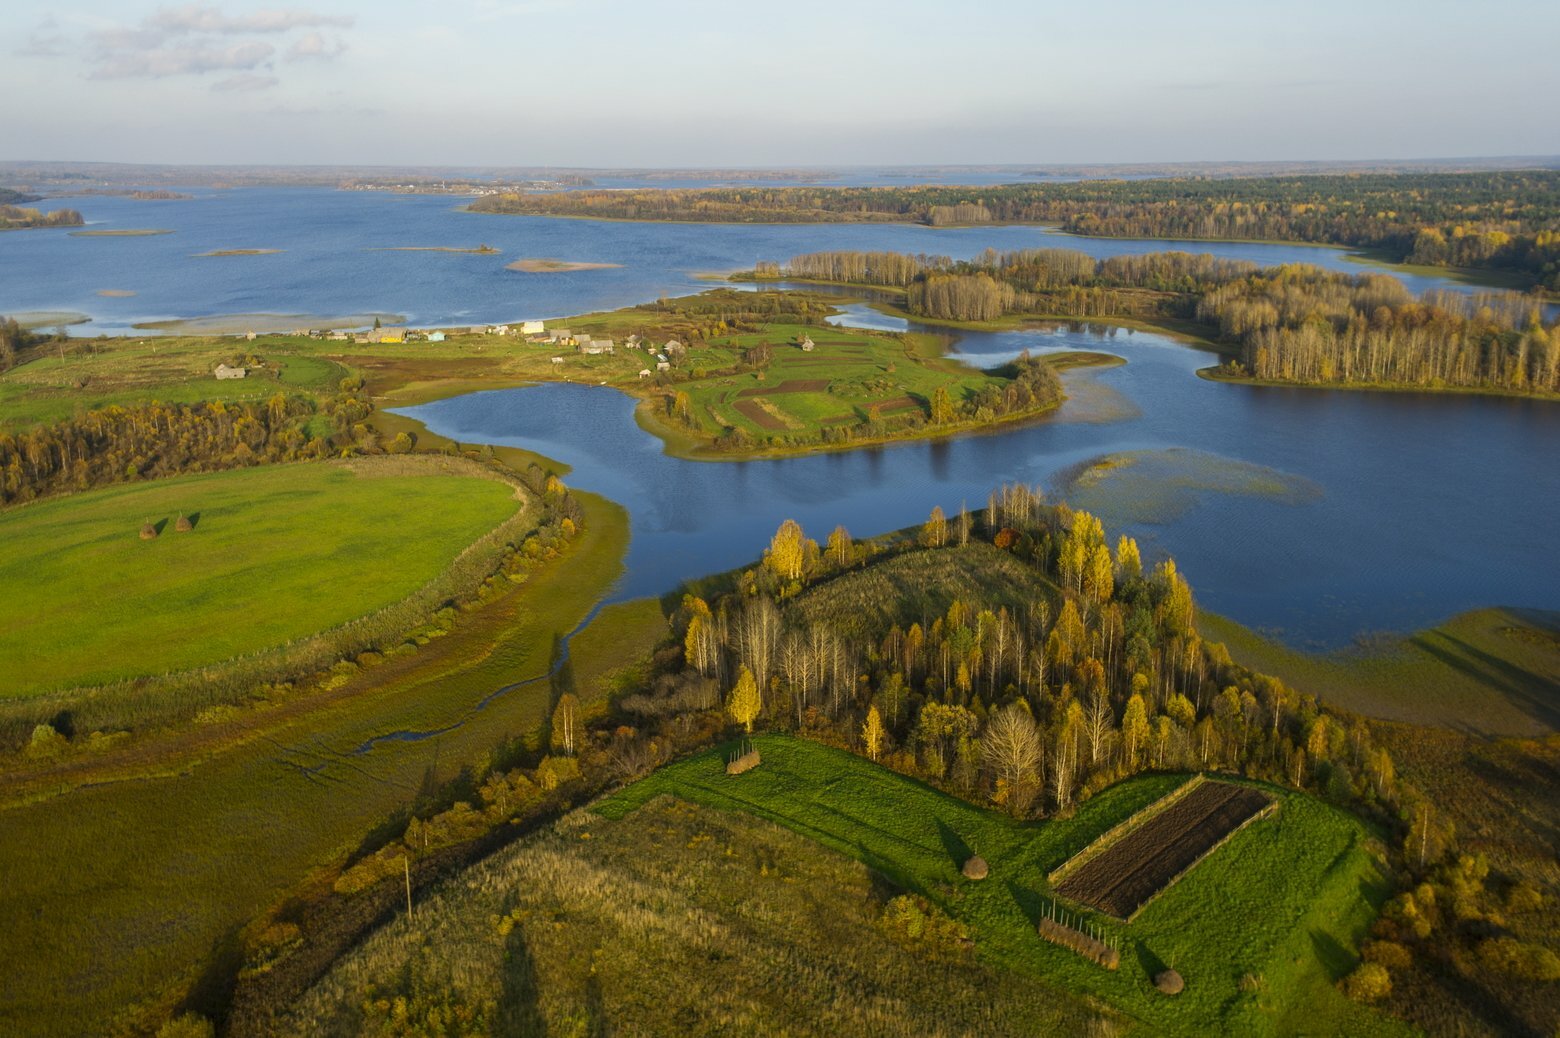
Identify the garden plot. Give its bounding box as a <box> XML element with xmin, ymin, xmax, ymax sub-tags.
<box><xmin>1052</xmin><ymin>778</ymin><xmax>1275</xmax><ymax>920</ymax></box>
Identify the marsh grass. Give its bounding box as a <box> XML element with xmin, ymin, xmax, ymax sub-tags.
<box><xmin>282</xmin><ymin>796</ymin><xmax>1115</xmax><ymax>1037</ymax></box>
<box><xmin>596</xmin><ymin>736</ymin><xmax>1406</xmax><ymax>1037</ymax></box>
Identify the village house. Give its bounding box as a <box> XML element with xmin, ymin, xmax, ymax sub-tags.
<box><xmin>427</xmin><ymin>331</ymin><xmax>446</xmax><ymax>342</ymax></box>
<box><xmin>798</xmin><ymin>334</ymin><xmax>815</xmax><ymax>352</ymax></box>
<box><xmin>520</xmin><ymin>320</ymin><xmax>544</xmax><ymax>336</ymax></box>
<box><xmin>663</xmin><ymin>339</ymin><xmax>685</xmax><ymax>358</ymax></box>
<box><xmin>368</xmin><ymin>328</ymin><xmax>405</xmax><ymax>344</ymax></box>
<box><xmin>638</xmin><ymin>368</ymin><xmax>652</xmax><ymax>379</ymax></box>
<box><xmin>580</xmin><ymin>338</ymin><xmax>615</xmax><ymax>355</ymax></box>
<box><xmin>327</xmin><ymin>331</ymin><xmax>349</xmax><ymax>341</ymax></box>
<box><xmin>655</xmin><ymin>353</ymin><xmax>671</xmax><ymax>371</ymax></box>
<box><xmin>491</xmin><ymin>324</ymin><xmax>511</xmax><ymax>336</ymax></box>
<box><xmin>214</xmin><ymin>363</ymin><xmax>248</xmax><ymax>380</ymax></box>
<box><xmin>245</xmin><ymin>331</ymin><xmax>257</xmax><ymax>341</ymax></box>
<box><xmin>626</xmin><ymin>334</ymin><xmax>643</xmax><ymax>349</ymax></box>
<box><xmin>549</xmin><ymin>328</ymin><xmax>575</xmax><ymax>346</ymax></box>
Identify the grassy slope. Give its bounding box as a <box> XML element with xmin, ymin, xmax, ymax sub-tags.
<box><xmin>283</xmin><ymin>796</ymin><xmax>1110</xmax><ymax>1037</ymax></box>
<box><xmin>0</xmin><ymin>491</ymin><xmax>634</xmax><ymax>1038</ymax></box>
<box><xmin>1199</xmin><ymin>609</ymin><xmax>1560</xmax><ymax>737</ymax></box>
<box><xmin>0</xmin><ymin>461</ymin><xmax>521</xmax><ymax>696</ymax></box>
<box><xmin>598</xmin><ymin>735</ymin><xmax>1403</xmax><ymax>1038</ymax></box>
<box><xmin>0</xmin><ymin>342</ymin><xmax>346</xmax><ymax>431</ymax></box>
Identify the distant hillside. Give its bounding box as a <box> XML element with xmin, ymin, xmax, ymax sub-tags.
<box><xmin>0</xmin><ymin>188</ymin><xmax>41</xmax><ymax>205</ymax></box>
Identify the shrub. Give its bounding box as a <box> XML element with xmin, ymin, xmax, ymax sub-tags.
<box><xmin>24</xmin><ymin>723</ymin><xmax>68</xmax><ymax>759</ymax></box>
<box><xmin>1341</xmin><ymin>962</ymin><xmax>1392</xmax><ymax>1002</ymax></box>
<box><xmin>156</xmin><ymin>1014</ymin><xmax>215</xmax><ymax>1038</ymax></box>
<box><xmin>1361</xmin><ymin>940</ymin><xmax>1413</xmax><ymax>970</ymax></box>
<box><xmin>1476</xmin><ymin>937</ymin><xmax>1560</xmax><ymax>981</ymax></box>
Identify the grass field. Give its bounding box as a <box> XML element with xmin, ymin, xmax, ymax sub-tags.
<box><xmin>0</xmin><ymin>489</ymin><xmax>635</xmax><ymax>1038</ymax></box>
<box><xmin>0</xmin><ymin>459</ymin><xmax>522</xmax><ymax>697</ymax></box>
<box><xmin>1199</xmin><ymin>608</ymin><xmax>1560</xmax><ymax>737</ymax></box>
<box><xmin>597</xmin><ymin>735</ymin><xmax>1404</xmax><ymax>1037</ymax></box>
<box><xmin>283</xmin><ymin>796</ymin><xmax>1113</xmax><ymax>1037</ymax></box>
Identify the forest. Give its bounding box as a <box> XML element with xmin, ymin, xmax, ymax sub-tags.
<box><xmin>0</xmin><ymin>387</ymin><xmax>373</xmax><ymax>505</ymax></box>
<box><xmin>470</xmin><ymin>171</ymin><xmax>1560</xmax><ymax>289</ymax></box>
<box><xmin>766</xmin><ymin>249</ymin><xmax>1560</xmax><ymax>394</ymax></box>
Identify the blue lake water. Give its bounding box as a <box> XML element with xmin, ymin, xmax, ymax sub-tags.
<box><xmin>402</xmin><ymin>307</ymin><xmax>1560</xmax><ymax>650</ymax></box>
<box><xmin>0</xmin><ymin>187</ymin><xmax>1520</xmax><ymax>335</ymax></box>
<box><xmin>3</xmin><ymin>187</ymin><xmax>1556</xmax><ymax>648</ymax></box>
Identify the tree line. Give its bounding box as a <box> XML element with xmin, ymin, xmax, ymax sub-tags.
<box><xmin>471</xmin><ymin>171</ymin><xmax>1560</xmax><ymax>289</ymax></box>
<box><xmin>768</xmin><ymin>249</ymin><xmax>1559</xmax><ymax>393</ymax></box>
<box><xmin>0</xmin><ymin>387</ymin><xmax>375</xmax><ymax>505</ymax></box>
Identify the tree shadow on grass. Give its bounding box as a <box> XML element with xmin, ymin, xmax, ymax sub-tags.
<box><xmin>1309</xmin><ymin>929</ymin><xmax>1355</xmax><ymax>982</ymax></box>
<box><xmin>1004</xmin><ymin>878</ymin><xmax>1044</xmax><ymax>929</ymax></box>
<box><xmin>498</xmin><ymin>926</ymin><xmax>547</xmax><ymax>1037</ymax></box>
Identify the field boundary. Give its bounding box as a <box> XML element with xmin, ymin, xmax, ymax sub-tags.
<box><xmin>0</xmin><ymin>455</ymin><xmax>541</xmax><ymax>742</ymax></box>
<box><xmin>1047</xmin><ymin>773</ymin><xmax>1206</xmax><ymax>886</ymax></box>
<box><xmin>1122</xmin><ymin>797</ymin><xmax>1278</xmax><ymax>923</ymax></box>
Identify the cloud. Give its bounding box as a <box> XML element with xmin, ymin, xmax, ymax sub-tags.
<box><xmin>212</xmin><ymin>72</ymin><xmax>280</xmax><ymax>91</ymax></box>
<box><xmin>286</xmin><ymin>31</ymin><xmax>348</xmax><ymax>61</ymax></box>
<box><xmin>79</xmin><ymin>6</ymin><xmax>355</xmax><ymax>84</ymax></box>
<box><xmin>149</xmin><ymin>5</ymin><xmax>354</xmax><ymax>35</ymax></box>
<box><xmin>91</xmin><ymin>40</ymin><xmax>275</xmax><ymax>79</ymax></box>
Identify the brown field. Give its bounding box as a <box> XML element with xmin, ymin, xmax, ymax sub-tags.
<box><xmin>733</xmin><ymin>397</ymin><xmax>790</xmax><ymax>430</ymax></box>
<box><xmin>872</xmin><ymin>395</ymin><xmax>921</xmax><ymax>414</ymax></box>
<box><xmin>1054</xmin><ymin>780</ymin><xmax>1273</xmax><ymax>919</ymax></box>
<box><xmin>736</xmin><ymin>378</ymin><xmax>829</xmax><ymax>397</ymax></box>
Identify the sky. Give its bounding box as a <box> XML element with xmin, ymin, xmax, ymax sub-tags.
<box><xmin>3</xmin><ymin>0</ymin><xmax>1558</xmax><ymax>168</ymax></box>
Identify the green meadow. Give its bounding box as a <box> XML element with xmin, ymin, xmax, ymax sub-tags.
<box><xmin>599</xmin><ymin>735</ymin><xmax>1404</xmax><ymax>1038</ymax></box>
<box><xmin>0</xmin><ymin>460</ymin><xmax>520</xmax><ymax>696</ymax></box>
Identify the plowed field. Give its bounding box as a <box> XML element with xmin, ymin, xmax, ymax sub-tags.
<box><xmin>1055</xmin><ymin>781</ymin><xmax>1272</xmax><ymax>918</ymax></box>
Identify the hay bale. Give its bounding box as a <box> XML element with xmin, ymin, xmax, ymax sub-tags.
<box><xmin>1154</xmin><ymin>969</ymin><xmax>1184</xmax><ymax>995</ymax></box>
<box><xmin>175</xmin><ymin>514</ymin><xmax>193</xmax><ymax>532</ymax></box>
<box><xmin>962</xmin><ymin>856</ymin><xmax>989</xmax><ymax>880</ymax></box>
<box><xmin>139</xmin><ymin>522</ymin><xmax>158</xmax><ymax>540</ymax></box>
<box><xmin>726</xmin><ymin>749</ymin><xmax>761</xmax><ymax>776</ymax></box>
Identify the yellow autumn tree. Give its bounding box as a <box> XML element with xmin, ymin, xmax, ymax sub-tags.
<box><xmin>765</xmin><ymin>519</ymin><xmax>806</xmax><ymax>582</ymax></box>
<box><xmin>727</xmin><ymin>665</ymin><xmax>761</xmax><ymax>733</ymax></box>
<box><xmin>862</xmin><ymin>704</ymin><xmax>885</xmax><ymax>761</ymax></box>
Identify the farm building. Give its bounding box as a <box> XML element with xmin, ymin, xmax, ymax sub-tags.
<box><xmin>798</xmin><ymin>335</ymin><xmax>815</xmax><ymax>351</ymax></box>
<box><xmin>580</xmin><ymin>338</ymin><xmax>614</xmax><ymax>355</ymax></box>
<box><xmin>368</xmin><ymin>328</ymin><xmax>405</xmax><ymax>343</ymax></box>
<box><xmin>638</xmin><ymin>368</ymin><xmax>652</xmax><ymax>378</ymax></box>
<box><xmin>214</xmin><ymin>363</ymin><xmax>248</xmax><ymax>380</ymax></box>
<box><xmin>663</xmin><ymin>339</ymin><xmax>686</xmax><ymax>358</ymax></box>
<box><xmin>427</xmin><ymin>331</ymin><xmax>446</xmax><ymax>342</ymax></box>
<box><xmin>520</xmin><ymin>320</ymin><xmax>544</xmax><ymax>335</ymax></box>
<box><xmin>327</xmin><ymin>331</ymin><xmax>348</xmax><ymax>341</ymax></box>
<box><xmin>550</xmin><ymin>329</ymin><xmax>575</xmax><ymax>345</ymax></box>
<box><xmin>492</xmin><ymin>324</ymin><xmax>511</xmax><ymax>336</ymax></box>
<box><xmin>656</xmin><ymin>358</ymin><xmax>671</xmax><ymax>372</ymax></box>
<box><xmin>626</xmin><ymin>334</ymin><xmax>643</xmax><ymax>348</ymax></box>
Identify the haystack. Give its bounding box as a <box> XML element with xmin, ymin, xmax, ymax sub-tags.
<box><xmin>1154</xmin><ymin>969</ymin><xmax>1184</xmax><ymax>995</ymax></box>
<box><xmin>961</xmin><ymin>855</ymin><xmax>989</xmax><ymax>880</ymax></box>
<box><xmin>175</xmin><ymin>514</ymin><xmax>193</xmax><ymax>532</ymax></box>
<box><xmin>139</xmin><ymin>522</ymin><xmax>158</xmax><ymax>540</ymax></box>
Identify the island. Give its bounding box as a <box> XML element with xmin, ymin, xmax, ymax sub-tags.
<box><xmin>468</xmin><ymin>170</ymin><xmax>1560</xmax><ymax>294</ymax></box>
<box><xmin>0</xmin><ymin>204</ymin><xmax>83</xmax><ymax>230</ymax></box>
<box><xmin>505</xmin><ymin>257</ymin><xmax>622</xmax><ymax>272</ymax></box>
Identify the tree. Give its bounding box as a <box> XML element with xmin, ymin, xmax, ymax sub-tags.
<box><xmin>982</xmin><ymin>702</ymin><xmax>1043</xmax><ymax>815</ymax></box>
<box><xmin>862</xmin><ymin>704</ymin><xmax>885</xmax><ymax>762</ymax></box>
<box><xmin>930</xmin><ymin>385</ymin><xmax>956</xmax><ymax>424</ymax></box>
<box><xmin>1121</xmin><ymin>693</ymin><xmax>1150</xmax><ymax>768</ymax></box>
<box><xmin>765</xmin><ymin>519</ymin><xmax>807</xmax><ymax>582</ymax></box>
<box><xmin>1115</xmin><ymin>535</ymin><xmax>1142</xmax><ymax>581</ymax></box>
<box><xmin>727</xmin><ymin>666</ymin><xmax>761</xmax><ymax>733</ymax></box>
<box><xmin>827</xmin><ymin>524</ymin><xmax>853</xmax><ymax>568</ymax></box>
<box><xmin>922</xmin><ymin>505</ymin><xmax>947</xmax><ymax>548</ymax></box>
<box><xmin>550</xmin><ymin>693</ymin><xmax>579</xmax><ymax>755</ymax></box>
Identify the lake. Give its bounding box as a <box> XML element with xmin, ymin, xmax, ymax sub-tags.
<box><xmin>0</xmin><ymin>187</ymin><xmax>1521</xmax><ymax>336</ymax></box>
<box><xmin>3</xmin><ymin>186</ymin><xmax>1555</xmax><ymax>647</ymax></box>
<box><xmin>401</xmin><ymin>306</ymin><xmax>1560</xmax><ymax>650</ymax></box>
